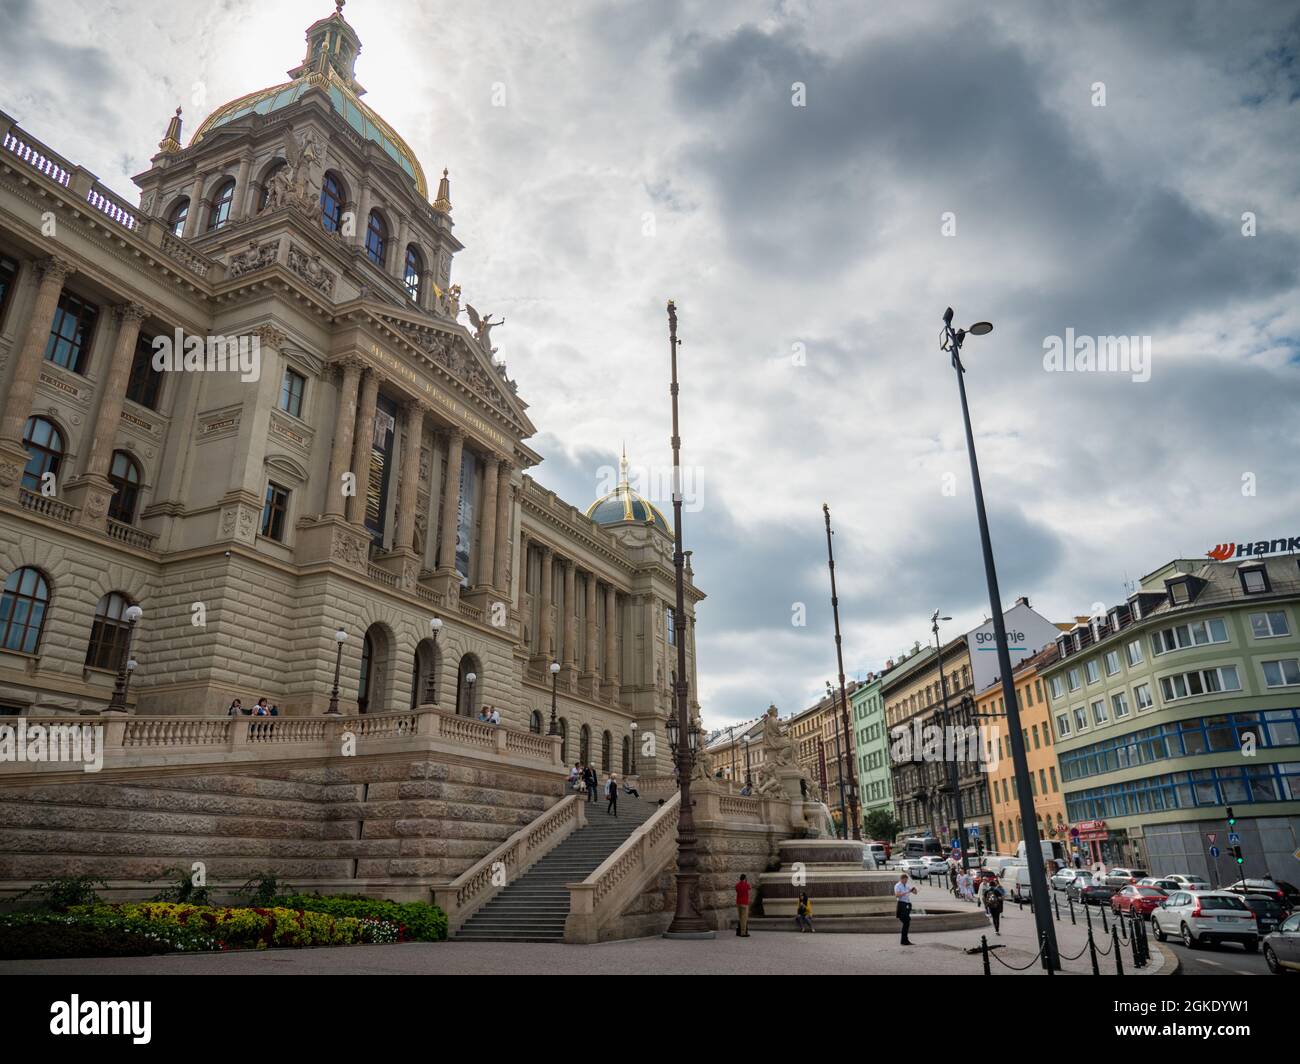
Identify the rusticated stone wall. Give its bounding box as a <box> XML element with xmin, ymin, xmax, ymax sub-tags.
<box><xmin>0</xmin><ymin>753</ymin><xmax>564</xmax><ymax>904</ymax></box>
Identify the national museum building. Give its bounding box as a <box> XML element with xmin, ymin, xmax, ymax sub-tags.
<box><xmin>0</xmin><ymin>3</ymin><xmax>701</xmax><ymax>772</ymax></box>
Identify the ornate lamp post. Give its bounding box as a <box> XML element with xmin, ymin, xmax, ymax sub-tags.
<box><xmin>663</xmin><ymin>300</ymin><xmax>713</xmax><ymax>939</ymax></box>
<box><xmin>547</xmin><ymin>661</ymin><xmax>561</xmax><ymax>735</ymax></box>
<box><xmin>326</xmin><ymin>627</ymin><xmax>347</xmax><ymax>714</ymax></box>
<box><xmin>106</xmin><ymin>605</ymin><xmax>144</xmax><ymax>714</ymax></box>
<box><xmin>822</xmin><ymin>504</ymin><xmax>861</xmax><ymax>839</ymax></box>
<box><xmin>465</xmin><ymin>671</ymin><xmax>477</xmax><ymax>717</ymax></box>
<box><xmin>427</xmin><ymin>617</ymin><xmax>442</xmax><ymax>705</ymax></box>
<box><xmin>941</xmin><ymin>306</ymin><xmax>1057</xmax><ymax>970</ymax></box>
<box><xmin>742</xmin><ymin>734</ymin><xmax>752</xmax><ymax>786</ymax></box>
<box><xmin>629</xmin><ymin>721</ymin><xmax>638</xmax><ymax>774</ymax></box>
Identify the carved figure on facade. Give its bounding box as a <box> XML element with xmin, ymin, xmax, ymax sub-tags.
<box><xmin>288</xmin><ymin>245</ymin><xmax>335</xmax><ymax>295</ymax></box>
<box><xmin>262</xmin><ymin>164</ymin><xmax>294</xmax><ymax>212</ymax></box>
<box><xmin>760</xmin><ymin>704</ymin><xmax>796</xmax><ymax>767</ymax></box>
<box><xmin>228</xmin><ymin>240</ymin><xmax>277</xmax><ymax>278</ymax></box>
<box><xmin>282</xmin><ymin>125</ymin><xmax>325</xmax><ymax>211</ymax></box>
<box><xmin>464</xmin><ymin>304</ymin><xmax>503</xmax><ymax>351</ymax></box>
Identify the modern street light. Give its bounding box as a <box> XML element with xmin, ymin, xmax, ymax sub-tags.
<box><xmin>547</xmin><ymin>661</ymin><xmax>561</xmax><ymax>735</ymax></box>
<box><xmin>822</xmin><ymin>504</ymin><xmax>861</xmax><ymax>839</ymax></box>
<box><xmin>663</xmin><ymin>299</ymin><xmax>713</xmax><ymax>939</ymax></box>
<box><xmin>327</xmin><ymin>627</ymin><xmax>347</xmax><ymax>714</ymax></box>
<box><xmin>941</xmin><ymin>306</ymin><xmax>1058</xmax><ymax>971</ymax></box>
<box><xmin>106</xmin><ymin>604</ymin><xmax>144</xmax><ymax>714</ymax></box>
<box><xmin>630</xmin><ymin>720</ymin><xmax>638</xmax><ymax>774</ymax></box>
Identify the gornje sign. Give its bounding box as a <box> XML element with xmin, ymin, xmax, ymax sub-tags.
<box><xmin>1206</xmin><ymin>536</ymin><xmax>1300</xmax><ymax>562</ymax></box>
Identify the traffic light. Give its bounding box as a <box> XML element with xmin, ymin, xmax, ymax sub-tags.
<box><xmin>1226</xmin><ymin>806</ymin><xmax>1236</xmax><ymax>828</ymax></box>
<box><xmin>1231</xmin><ymin>845</ymin><xmax>1244</xmax><ymax>866</ymax></box>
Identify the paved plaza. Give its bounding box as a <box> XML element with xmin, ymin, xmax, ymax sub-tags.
<box><xmin>0</xmin><ymin>884</ymin><xmax>1171</xmax><ymax>976</ymax></box>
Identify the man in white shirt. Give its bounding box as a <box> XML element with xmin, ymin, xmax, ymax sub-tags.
<box><xmin>488</xmin><ymin>707</ymin><xmax>501</xmax><ymax>725</ymax></box>
<box><xmin>895</xmin><ymin>872</ymin><xmax>918</xmax><ymax>945</ymax></box>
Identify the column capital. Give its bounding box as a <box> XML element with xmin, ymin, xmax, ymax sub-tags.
<box><xmin>113</xmin><ymin>302</ymin><xmax>147</xmax><ymax>325</ymax></box>
<box><xmin>252</xmin><ymin>322</ymin><xmax>287</xmax><ymax>349</ymax></box>
<box><xmin>539</xmin><ymin>543</ymin><xmax>553</xmax><ymax>558</ymax></box>
<box><xmin>444</xmin><ymin>425</ymin><xmax>465</xmax><ymax>442</ymax></box>
<box><xmin>38</xmin><ymin>256</ymin><xmax>76</xmax><ymax>285</ymax></box>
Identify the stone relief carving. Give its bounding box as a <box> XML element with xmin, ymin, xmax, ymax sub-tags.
<box><xmin>228</xmin><ymin>240</ymin><xmax>277</xmax><ymax>278</ymax></box>
<box><xmin>331</xmin><ymin>530</ymin><xmax>367</xmax><ymax>568</ymax></box>
<box><xmin>287</xmin><ymin>245</ymin><xmax>335</xmax><ymax>296</ymax></box>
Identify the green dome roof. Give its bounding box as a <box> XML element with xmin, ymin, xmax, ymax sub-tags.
<box><xmin>585</xmin><ymin>452</ymin><xmax>671</xmax><ymax>535</ymax></box>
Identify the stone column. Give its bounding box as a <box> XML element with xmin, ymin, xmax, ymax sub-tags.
<box><xmin>582</xmin><ymin>572</ymin><xmax>598</xmax><ymax>691</ymax></box>
<box><xmin>324</xmin><ymin>359</ymin><xmax>362</xmax><ymax>517</ymax></box>
<box><xmin>81</xmin><ymin>304</ymin><xmax>146</xmax><ymax>481</ymax></box>
<box><xmin>393</xmin><ymin>399</ymin><xmax>426</xmax><ymax>551</ymax></box>
<box><xmin>0</xmin><ymin>257</ymin><xmax>74</xmax><ymax>452</ymax></box>
<box><xmin>562</xmin><ymin>559</ymin><xmax>577</xmax><ymax>681</ymax></box>
<box><xmin>354</xmin><ymin>182</ymin><xmax>372</xmax><ymax>250</ymax></box>
<box><xmin>233</xmin><ymin>153</ymin><xmax>254</xmax><ymax>221</ymax></box>
<box><xmin>492</xmin><ymin>459</ymin><xmax>513</xmax><ymax>590</ymax></box>
<box><xmin>604</xmin><ymin>585</ymin><xmax>620</xmax><ymax>695</ymax></box>
<box><xmin>435</xmin><ymin>428</ymin><xmax>464</xmax><ymax>572</ymax></box>
<box><xmin>537</xmin><ymin>546</ymin><xmax>554</xmax><ymax>660</ymax></box>
<box><xmin>346</xmin><ymin>369</ymin><xmax>379</xmax><ymax>526</ymax></box>
<box><xmin>181</xmin><ymin>172</ymin><xmax>205</xmax><ymax>238</ymax></box>
<box><xmin>474</xmin><ymin>454</ymin><xmax>498</xmax><ymax>588</ymax></box>
<box><xmin>392</xmin><ymin>218</ymin><xmax>411</xmax><ymax>280</ymax></box>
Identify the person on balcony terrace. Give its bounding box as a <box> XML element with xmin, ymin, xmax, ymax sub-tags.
<box><xmin>253</xmin><ymin>698</ymin><xmax>271</xmax><ymax>716</ymax></box>
<box><xmin>226</xmin><ymin>699</ymin><xmax>244</xmax><ymax>716</ymax></box>
<box><xmin>488</xmin><ymin>706</ymin><xmax>501</xmax><ymax>725</ymax></box>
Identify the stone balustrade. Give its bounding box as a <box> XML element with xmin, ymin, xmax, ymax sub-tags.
<box><xmin>0</xmin><ymin>708</ymin><xmax>564</xmax><ymax>784</ymax></box>
<box><xmin>434</xmin><ymin>794</ymin><xmax>586</xmax><ymax>933</ymax></box>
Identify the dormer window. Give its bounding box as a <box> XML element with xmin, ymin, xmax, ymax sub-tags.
<box><xmin>1169</xmin><ymin>580</ymin><xmax>1191</xmax><ymax>605</ymax></box>
<box><xmin>1239</xmin><ymin>564</ymin><xmax>1269</xmax><ymax>595</ymax></box>
<box><xmin>1130</xmin><ymin>598</ymin><xmax>1142</xmax><ymax>620</ymax></box>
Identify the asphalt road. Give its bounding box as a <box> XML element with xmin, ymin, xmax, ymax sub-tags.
<box><xmin>1155</xmin><ymin>933</ymin><xmax>1272</xmax><ymax>976</ymax></box>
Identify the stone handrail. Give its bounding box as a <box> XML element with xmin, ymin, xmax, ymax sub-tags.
<box><xmin>0</xmin><ymin>708</ymin><xmax>564</xmax><ymax>783</ymax></box>
<box><xmin>565</xmin><ymin>791</ymin><xmax>681</xmax><ymax>944</ymax></box>
<box><xmin>434</xmin><ymin>794</ymin><xmax>586</xmax><ymax>933</ymax></box>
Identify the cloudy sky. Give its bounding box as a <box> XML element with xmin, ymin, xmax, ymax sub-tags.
<box><xmin>4</xmin><ymin>0</ymin><xmax>1297</xmax><ymax>728</ymax></box>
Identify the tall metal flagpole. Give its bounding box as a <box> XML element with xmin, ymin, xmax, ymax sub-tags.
<box><xmin>823</xmin><ymin>504</ymin><xmax>861</xmax><ymax>839</ymax></box>
<box><xmin>663</xmin><ymin>300</ymin><xmax>713</xmax><ymax>938</ymax></box>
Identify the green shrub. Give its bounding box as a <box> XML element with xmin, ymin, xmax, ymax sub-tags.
<box><xmin>75</xmin><ymin>902</ymin><xmax>376</xmax><ymax>949</ymax></box>
<box><xmin>0</xmin><ymin>911</ymin><xmax>216</xmax><ymax>959</ymax></box>
<box><xmin>234</xmin><ymin>871</ymin><xmax>291</xmax><ymax>907</ymax></box>
<box><xmin>275</xmin><ymin>894</ymin><xmax>448</xmax><ymax>942</ymax></box>
<box><xmin>14</xmin><ymin>875</ymin><xmax>109</xmax><ymax>912</ymax></box>
<box><xmin>150</xmin><ymin>866</ymin><xmax>212</xmax><ymax>905</ymax></box>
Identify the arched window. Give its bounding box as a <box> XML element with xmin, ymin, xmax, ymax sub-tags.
<box><xmin>365</xmin><ymin>210</ymin><xmax>387</xmax><ymax>266</ymax></box>
<box><xmin>559</xmin><ymin>718</ymin><xmax>569</xmax><ymax>762</ymax></box>
<box><xmin>107</xmin><ymin>451</ymin><xmax>141</xmax><ymax>525</ymax></box>
<box><xmin>358</xmin><ymin>630</ymin><xmax>375</xmax><ymax>713</ymax></box>
<box><xmin>0</xmin><ymin>567</ymin><xmax>51</xmax><ymax>654</ymax></box>
<box><xmin>579</xmin><ymin>724</ymin><xmax>591</xmax><ymax>765</ymax></box>
<box><xmin>601</xmin><ymin>730</ymin><xmax>612</xmax><ymax>773</ymax></box>
<box><xmin>257</xmin><ymin>162</ymin><xmax>286</xmax><ymax>212</ymax></box>
<box><xmin>320</xmin><ymin>173</ymin><xmax>345</xmax><ymax>233</ymax></box>
<box><xmin>622</xmin><ymin>735</ymin><xmax>631</xmax><ymax>775</ymax></box>
<box><xmin>455</xmin><ymin>654</ymin><xmax>480</xmax><ymax>717</ymax></box>
<box><xmin>21</xmin><ymin>417</ymin><xmax>62</xmax><ymax>494</ymax></box>
<box><xmin>529</xmin><ymin>710</ymin><xmax>543</xmax><ymax>735</ymax></box>
<box><xmin>206</xmin><ymin>179</ymin><xmax>236</xmax><ymax>231</ymax></box>
<box><xmin>411</xmin><ymin>637</ymin><xmax>440</xmax><ymax>709</ymax></box>
<box><xmin>403</xmin><ymin>245</ymin><xmax>423</xmax><ymax>301</ymax></box>
<box><xmin>167</xmin><ymin>198</ymin><xmax>189</xmax><ymax>236</ymax></box>
<box><xmin>86</xmin><ymin>592</ymin><xmax>134</xmax><ymax>670</ymax></box>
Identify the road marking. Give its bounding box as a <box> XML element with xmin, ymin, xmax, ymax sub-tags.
<box><xmin>1199</xmin><ymin>958</ymin><xmax>1223</xmax><ymax>967</ymax></box>
<box><xmin>1232</xmin><ymin>970</ymin><xmax>1252</xmax><ymax>976</ymax></box>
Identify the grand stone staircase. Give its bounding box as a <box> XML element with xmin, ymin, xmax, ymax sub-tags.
<box><xmin>454</xmin><ymin>794</ymin><xmax>660</xmax><ymax>942</ymax></box>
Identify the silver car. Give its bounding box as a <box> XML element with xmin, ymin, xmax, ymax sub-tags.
<box><xmin>1050</xmin><ymin>868</ymin><xmax>1088</xmax><ymax>892</ymax></box>
<box><xmin>1163</xmin><ymin>874</ymin><xmax>1212</xmax><ymax>890</ymax></box>
<box><xmin>1152</xmin><ymin>890</ymin><xmax>1259</xmax><ymax>952</ymax></box>
<box><xmin>1263</xmin><ymin>913</ymin><xmax>1300</xmax><ymax>974</ymax></box>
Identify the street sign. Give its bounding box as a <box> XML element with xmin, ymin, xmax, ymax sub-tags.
<box><xmin>1206</xmin><ymin>832</ymin><xmax>1217</xmax><ymax>844</ymax></box>
<box><xmin>968</xmin><ymin>825</ymin><xmax>980</xmax><ymax>837</ymax></box>
<box><xmin>1228</xmin><ymin>831</ymin><xmax>1241</xmax><ymax>845</ymax></box>
<box><xmin>1209</xmin><ymin>846</ymin><xmax>1220</xmax><ymax>858</ymax></box>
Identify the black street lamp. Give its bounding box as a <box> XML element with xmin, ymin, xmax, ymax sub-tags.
<box><xmin>326</xmin><ymin>627</ymin><xmax>347</xmax><ymax>714</ymax></box>
<box><xmin>630</xmin><ymin>721</ymin><xmax>638</xmax><ymax>774</ymax></box>
<box><xmin>742</xmin><ymin>734</ymin><xmax>752</xmax><ymax>786</ymax></box>
<box><xmin>822</xmin><ymin>504</ymin><xmax>861</xmax><ymax>838</ymax></box>
<box><xmin>547</xmin><ymin>661</ymin><xmax>561</xmax><ymax>735</ymax></box>
<box><xmin>941</xmin><ymin>306</ymin><xmax>1058</xmax><ymax>971</ymax></box>
<box><xmin>826</xmin><ymin>681</ymin><xmax>849</xmax><ymax>838</ymax></box>
<box><xmin>106</xmin><ymin>604</ymin><xmax>144</xmax><ymax>713</ymax></box>
<box><xmin>663</xmin><ymin>300</ymin><xmax>713</xmax><ymax>939</ymax></box>
<box><xmin>427</xmin><ymin>616</ymin><xmax>442</xmax><ymax>704</ymax></box>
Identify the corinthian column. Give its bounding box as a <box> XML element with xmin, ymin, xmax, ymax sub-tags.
<box><xmin>346</xmin><ymin>369</ymin><xmax>379</xmax><ymax>526</ymax></box>
<box><xmin>474</xmin><ymin>454</ymin><xmax>498</xmax><ymax>588</ymax></box>
<box><xmin>0</xmin><ymin>257</ymin><xmax>74</xmax><ymax>446</ymax></box>
<box><xmin>604</xmin><ymin>584</ymin><xmax>620</xmax><ymax>694</ymax></box>
<box><xmin>492</xmin><ymin>458</ymin><xmax>513</xmax><ymax>591</ymax></box>
<box><xmin>436</xmin><ymin>428</ymin><xmax>464</xmax><ymax>573</ymax></box>
<box><xmin>82</xmin><ymin>304</ymin><xmax>146</xmax><ymax>480</ymax></box>
<box><xmin>393</xmin><ymin>400</ymin><xmax>426</xmax><ymax>551</ymax></box>
<box><xmin>562</xmin><ymin>559</ymin><xmax>577</xmax><ymax>680</ymax></box>
<box><xmin>582</xmin><ymin>571</ymin><xmax>598</xmax><ymax>690</ymax></box>
<box><xmin>537</xmin><ymin>545</ymin><xmax>554</xmax><ymax>658</ymax></box>
<box><xmin>324</xmin><ymin>360</ymin><xmax>362</xmax><ymax>517</ymax></box>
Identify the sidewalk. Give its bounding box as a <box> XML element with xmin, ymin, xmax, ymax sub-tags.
<box><xmin>0</xmin><ymin>883</ymin><xmax>1169</xmax><ymax>976</ymax></box>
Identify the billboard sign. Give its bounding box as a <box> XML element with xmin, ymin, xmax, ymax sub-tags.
<box><xmin>965</xmin><ymin>602</ymin><xmax>1063</xmax><ymax>695</ymax></box>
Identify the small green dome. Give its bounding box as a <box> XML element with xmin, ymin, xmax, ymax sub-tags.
<box><xmin>585</xmin><ymin>451</ymin><xmax>671</xmax><ymax>535</ymax></box>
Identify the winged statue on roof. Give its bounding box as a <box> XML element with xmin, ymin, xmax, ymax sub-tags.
<box><xmin>464</xmin><ymin>304</ymin><xmax>504</xmax><ymax>352</ymax></box>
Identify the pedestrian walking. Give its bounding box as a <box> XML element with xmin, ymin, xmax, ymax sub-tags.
<box><xmin>984</xmin><ymin>881</ymin><xmax>1005</xmax><ymax>935</ymax></box>
<box><xmin>569</xmin><ymin>762</ymin><xmax>581</xmax><ymax>790</ymax></box>
<box><xmin>795</xmin><ymin>893</ymin><xmax>815</xmax><ymax>932</ymax></box>
<box><xmin>895</xmin><ymin>872</ymin><xmax>918</xmax><ymax>945</ymax></box>
<box><xmin>735</xmin><ymin>874</ymin><xmax>751</xmax><ymax>937</ymax></box>
<box><xmin>605</xmin><ymin>773</ymin><xmax>618</xmax><ymax>816</ymax></box>
<box><xmin>584</xmin><ymin>764</ymin><xmax>598</xmax><ymax>803</ymax></box>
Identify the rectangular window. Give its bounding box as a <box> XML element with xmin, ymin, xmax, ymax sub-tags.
<box><xmin>1067</xmin><ymin>668</ymin><xmax>1081</xmax><ymax>692</ymax></box>
<box><xmin>1133</xmin><ymin>682</ymin><xmax>1154</xmax><ymax>710</ymax></box>
<box><xmin>1049</xmin><ymin>675</ymin><xmax>1064</xmax><ymax>700</ymax></box>
<box><xmin>1126</xmin><ymin>639</ymin><xmax>1143</xmax><ymax>667</ymax></box>
<box><xmin>1262</xmin><ymin>659</ymin><xmax>1300</xmax><ymax>688</ymax></box>
<box><xmin>1104</xmin><ymin>650</ymin><xmax>1121</xmax><ymax>676</ymax></box>
<box><xmin>279</xmin><ymin>367</ymin><xmax>306</xmax><ymax>417</ymax></box>
<box><xmin>1091</xmin><ymin>698</ymin><xmax>1108</xmax><ymax>725</ymax></box>
<box><xmin>1085</xmin><ymin>659</ymin><xmax>1101</xmax><ymax>684</ymax></box>
<box><xmin>1250</xmin><ymin>611</ymin><xmax>1290</xmax><ymax>639</ymax></box>
<box><xmin>1111</xmin><ymin>690</ymin><xmax>1130</xmax><ymax>718</ymax></box>
<box><xmin>1073</xmin><ymin>705</ymin><xmax>1088</xmax><ymax>732</ymax></box>
<box><xmin>1151</xmin><ymin>617</ymin><xmax>1228</xmax><ymax>656</ymax></box>
<box><xmin>261</xmin><ymin>482</ymin><xmax>290</xmax><ymax>541</ymax></box>
<box><xmin>1240</xmin><ymin>567</ymin><xmax>1268</xmax><ymax>594</ymax></box>
<box><xmin>1031</xmin><ymin>724</ymin><xmax>1040</xmax><ymax>749</ymax></box>
<box><xmin>1049</xmin><ymin>766</ymin><xmax>1058</xmax><ymax>792</ymax></box>
<box><xmin>44</xmin><ymin>291</ymin><xmax>99</xmax><ymax>375</ymax></box>
<box><xmin>1039</xmin><ymin>768</ymin><xmax>1047</xmax><ymax>794</ymax></box>
<box><xmin>1035</xmin><ymin>678</ymin><xmax>1044</xmax><ymax>703</ymax></box>
<box><xmin>667</xmin><ymin>607</ymin><xmax>677</xmax><ymax>646</ymax></box>
<box><xmin>125</xmin><ymin>333</ymin><xmax>163</xmax><ymax>410</ymax></box>
<box><xmin>1159</xmin><ymin>666</ymin><xmax>1242</xmax><ymax>702</ymax></box>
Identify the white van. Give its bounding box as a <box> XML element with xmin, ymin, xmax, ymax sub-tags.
<box><xmin>862</xmin><ymin>842</ymin><xmax>888</xmax><ymax>869</ymax></box>
<box><xmin>1016</xmin><ymin>839</ymin><xmax>1063</xmax><ymax>864</ymax></box>
<box><xmin>1000</xmin><ymin>865</ymin><xmax>1035</xmax><ymax>902</ymax></box>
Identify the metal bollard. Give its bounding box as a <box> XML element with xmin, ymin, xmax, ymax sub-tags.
<box><xmin>981</xmin><ymin>934</ymin><xmax>991</xmax><ymax>975</ymax></box>
<box><xmin>1068</xmin><ymin>896</ymin><xmax>1076</xmax><ymax>925</ymax></box>
<box><xmin>1101</xmin><ymin>904</ymin><xmax>1109</xmax><ymax>934</ymax></box>
<box><xmin>1084</xmin><ymin>900</ymin><xmax>1092</xmax><ymax>932</ymax></box>
<box><xmin>1113</xmin><ymin>925</ymin><xmax>1124</xmax><ymax>975</ymax></box>
<box><xmin>1088</xmin><ymin>925</ymin><xmax>1100</xmax><ymax>975</ymax></box>
<box><xmin>1130</xmin><ymin>916</ymin><xmax>1142</xmax><ymax>969</ymax></box>
<box><xmin>1054</xmin><ymin>893</ymin><xmax>1060</xmax><ymax>921</ymax></box>
<box><xmin>1042</xmin><ymin>930</ymin><xmax>1054</xmax><ymax>975</ymax></box>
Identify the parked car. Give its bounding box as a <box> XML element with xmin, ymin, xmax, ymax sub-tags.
<box><xmin>1223</xmin><ymin>878</ymin><xmax>1300</xmax><ymax>908</ymax></box>
<box><xmin>1239</xmin><ymin>894</ymin><xmax>1289</xmax><ymax>935</ymax></box>
<box><xmin>1263</xmin><ymin>913</ymin><xmax>1300</xmax><ymax>974</ymax></box>
<box><xmin>919</xmin><ymin>855</ymin><xmax>951</xmax><ymax>880</ymax></box>
<box><xmin>1152</xmin><ymin>890</ymin><xmax>1259</xmax><ymax>952</ymax></box>
<box><xmin>1163</xmin><ymin>874</ymin><xmax>1212</xmax><ymax>890</ymax></box>
<box><xmin>1111</xmin><ymin>885</ymin><xmax>1167</xmax><ymax>919</ymax></box>
<box><xmin>1002</xmin><ymin>865</ymin><xmax>1037</xmax><ymax>903</ymax></box>
<box><xmin>1050</xmin><ymin>868</ymin><xmax>1088</xmax><ymax>892</ymax></box>
<box><xmin>899</xmin><ymin>857</ymin><xmax>929</xmax><ymax>878</ymax></box>
<box><xmin>863</xmin><ymin>842</ymin><xmax>888</xmax><ymax>869</ymax></box>
<box><xmin>1067</xmin><ymin>877</ymin><xmax>1118</xmax><ymax>907</ymax></box>
<box><xmin>1104</xmin><ymin>867</ymin><xmax>1150</xmax><ymax>888</ymax></box>
<box><xmin>1139</xmin><ymin>877</ymin><xmax>1182</xmax><ymax>892</ymax></box>
<box><xmin>972</xmin><ymin>867</ymin><xmax>999</xmax><ymax>890</ymax></box>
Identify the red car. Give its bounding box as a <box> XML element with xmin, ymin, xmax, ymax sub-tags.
<box><xmin>1111</xmin><ymin>884</ymin><xmax>1167</xmax><ymax>918</ymax></box>
<box><xmin>972</xmin><ymin>867</ymin><xmax>999</xmax><ymax>888</ymax></box>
